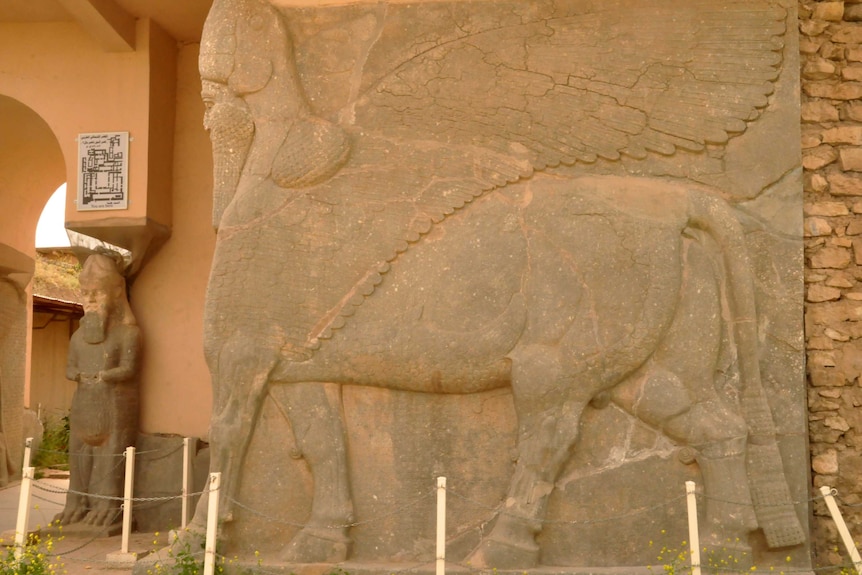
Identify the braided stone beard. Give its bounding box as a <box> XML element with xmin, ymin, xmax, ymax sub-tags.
<box><xmin>207</xmin><ymin>99</ymin><xmax>254</xmax><ymax>229</ymax></box>
<box><xmin>80</xmin><ymin>312</ymin><xmax>107</xmax><ymax>345</ymax></box>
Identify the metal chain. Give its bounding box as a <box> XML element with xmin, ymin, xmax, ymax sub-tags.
<box><xmin>35</xmin><ymin>444</ymin><xmax>180</xmax><ymax>458</ymax></box>
<box><xmin>696</xmin><ymin>491</ymin><xmax>827</xmax><ymax>508</ymax></box>
<box><xmin>226</xmin><ymin>488</ymin><xmax>435</xmax><ymax>529</ymax></box>
<box><xmin>447</xmin><ymin>488</ymin><xmax>687</xmax><ymax>526</ymax></box>
<box><xmin>31</xmin><ymin>479</ymin><xmax>210</xmax><ymax>502</ymax></box>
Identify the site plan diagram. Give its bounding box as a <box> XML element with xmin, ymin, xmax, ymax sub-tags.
<box><xmin>77</xmin><ymin>132</ymin><xmax>129</xmax><ymax>210</ymax></box>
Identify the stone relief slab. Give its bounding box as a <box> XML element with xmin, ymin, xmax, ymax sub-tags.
<box><xmin>186</xmin><ymin>0</ymin><xmax>806</xmax><ymax>571</ymax></box>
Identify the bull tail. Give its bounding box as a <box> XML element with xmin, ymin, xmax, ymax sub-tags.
<box><xmin>687</xmin><ymin>190</ymin><xmax>805</xmax><ymax>549</ymax></box>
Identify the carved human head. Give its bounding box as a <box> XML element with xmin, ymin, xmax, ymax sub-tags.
<box><xmin>79</xmin><ymin>254</ymin><xmax>126</xmax><ymax>319</ymax></box>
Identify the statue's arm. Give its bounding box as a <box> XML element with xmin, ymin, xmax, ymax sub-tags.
<box><xmin>65</xmin><ymin>335</ymin><xmax>81</xmax><ymax>382</ymax></box>
<box><xmin>100</xmin><ymin>326</ymin><xmax>142</xmax><ymax>384</ymax></box>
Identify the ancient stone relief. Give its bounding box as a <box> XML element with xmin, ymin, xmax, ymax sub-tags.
<box><xmin>192</xmin><ymin>0</ymin><xmax>806</xmax><ymax>570</ymax></box>
<box><xmin>0</xmin><ymin>277</ymin><xmax>25</xmax><ymax>486</ymax></box>
<box><xmin>55</xmin><ymin>253</ymin><xmax>141</xmax><ymax>528</ymax></box>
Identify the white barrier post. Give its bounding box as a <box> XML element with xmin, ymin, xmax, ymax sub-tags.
<box><xmin>106</xmin><ymin>447</ymin><xmax>138</xmax><ymax>567</ymax></box>
<box><xmin>203</xmin><ymin>473</ymin><xmax>221</xmax><ymax>575</ymax></box>
<box><xmin>121</xmin><ymin>446</ymin><xmax>135</xmax><ymax>553</ymax></box>
<box><xmin>436</xmin><ymin>477</ymin><xmax>446</xmax><ymax>575</ymax></box>
<box><xmin>14</xmin><ymin>466</ymin><xmax>34</xmax><ymax>560</ymax></box>
<box><xmin>182</xmin><ymin>437</ymin><xmax>196</xmax><ymax>528</ymax></box>
<box><xmin>820</xmin><ymin>486</ymin><xmax>862</xmax><ymax>575</ymax></box>
<box><xmin>23</xmin><ymin>437</ymin><xmax>32</xmax><ymax>469</ymax></box>
<box><xmin>685</xmin><ymin>481</ymin><xmax>702</xmax><ymax>575</ymax></box>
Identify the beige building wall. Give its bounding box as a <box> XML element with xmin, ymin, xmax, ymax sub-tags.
<box><xmin>30</xmin><ymin>312</ymin><xmax>76</xmax><ymax>420</ymax></box>
<box><xmin>0</xmin><ymin>17</ymin><xmax>215</xmax><ymax>440</ymax></box>
<box><xmin>131</xmin><ymin>45</ymin><xmax>215</xmax><ymax>438</ymax></box>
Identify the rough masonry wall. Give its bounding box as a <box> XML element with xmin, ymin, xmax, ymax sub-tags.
<box><xmin>802</xmin><ymin>0</ymin><xmax>862</xmax><ymax>565</ymax></box>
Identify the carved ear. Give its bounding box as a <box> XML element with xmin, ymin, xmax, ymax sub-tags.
<box><xmin>271</xmin><ymin>117</ymin><xmax>351</xmax><ymax>189</ymax></box>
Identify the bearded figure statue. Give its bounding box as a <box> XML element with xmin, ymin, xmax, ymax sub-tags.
<box><xmin>55</xmin><ymin>253</ymin><xmax>141</xmax><ymax>528</ymax></box>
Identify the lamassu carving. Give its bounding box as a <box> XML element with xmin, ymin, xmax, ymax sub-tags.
<box><xmin>190</xmin><ymin>0</ymin><xmax>805</xmax><ymax>569</ymax></box>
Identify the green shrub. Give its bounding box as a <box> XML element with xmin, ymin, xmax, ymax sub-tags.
<box><xmin>32</xmin><ymin>413</ymin><xmax>69</xmax><ymax>470</ymax></box>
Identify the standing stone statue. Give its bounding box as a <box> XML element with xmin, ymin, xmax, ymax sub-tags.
<box><xmin>55</xmin><ymin>253</ymin><xmax>141</xmax><ymax>527</ymax></box>
<box><xmin>0</xmin><ymin>277</ymin><xmax>25</xmax><ymax>486</ymax></box>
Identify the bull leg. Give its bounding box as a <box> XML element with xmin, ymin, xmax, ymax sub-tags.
<box><xmin>189</xmin><ymin>333</ymin><xmax>278</xmax><ymax>533</ymax></box>
<box><xmin>613</xmin><ymin>367</ymin><xmax>758</xmax><ymax>546</ymax></box>
<box><xmin>469</xmin><ymin>345</ymin><xmax>593</xmax><ymax>569</ymax></box>
<box><xmin>279</xmin><ymin>382</ymin><xmax>354</xmax><ymax>563</ymax></box>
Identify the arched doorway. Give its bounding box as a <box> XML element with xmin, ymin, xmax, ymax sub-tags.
<box><xmin>0</xmin><ymin>94</ymin><xmax>66</xmax><ymax>481</ymax></box>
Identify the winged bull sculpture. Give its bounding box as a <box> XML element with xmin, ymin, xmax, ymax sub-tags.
<box><xmin>190</xmin><ymin>0</ymin><xmax>804</xmax><ymax>567</ymax></box>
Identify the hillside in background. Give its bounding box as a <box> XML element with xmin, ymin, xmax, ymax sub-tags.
<box><xmin>33</xmin><ymin>251</ymin><xmax>81</xmax><ymax>303</ymax></box>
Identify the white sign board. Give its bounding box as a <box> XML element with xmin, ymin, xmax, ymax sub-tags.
<box><xmin>77</xmin><ymin>132</ymin><xmax>129</xmax><ymax>211</ymax></box>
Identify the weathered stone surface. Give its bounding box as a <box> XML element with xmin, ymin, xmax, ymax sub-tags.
<box><xmin>812</xmin><ymin>449</ymin><xmax>839</xmax><ymax>474</ymax></box>
<box><xmin>808</xmin><ymin>300</ymin><xmax>862</xmax><ymax>325</ymax></box>
<box><xmin>821</xmin><ymin>41</ymin><xmax>847</xmax><ymax>60</ymax></box>
<box><xmin>808</xmin><ymin>335</ymin><xmax>836</xmax><ymax>349</ymax></box>
<box><xmin>0</xmin><ymin>277</ymin><xmax>25</xmax><ymax>487</ymax></box>
<box><xmin>804</xmin><ymin>145</ymin><xmax>839</xmax><ymax>169</ymax></box>
<box><xmin>822</xmin><ymin>126</ymin><xmax>862</xmax><ymax>145</ymax></box>
<box><xmin>802</xmin><ymin>100</ymin><xmax>840</xmax><ymax>122</ymax></box>
<box><xmin>805</xmin><ymin>82</ymin><xmax>862</xmax><ymax>99</ymax></box>
<box><xmin>811</xmin><ymin>246</ymin><xmax>853</xmax><ymax>268</ymax></box>
<box><xmin>833</xmin><ymin>23</ymin><xmax>862</xmax><ymax>43</ymax></box>
<box><xmin>840</xmin><ymin>148</ymin><xmax>862</xmax><ymax>171</ymax></box>
<box><xmin>814</xmin><ymin>1</ymin><xmax>845</xmax><ymax>21</ymax></box>
<box><xmin>828</xmin><ymin>170</ymin><xmax>862</xmax><ymax>195</ymax></box>
<box><xmin>809</xmin><ymin>284</ymin><xmax>843</xmax><ymax>301</ymax></box>
<box><xmin>844</xmin><ymin>101</ymin><xmax>862</xmax><ymax>121</ymax></box>
<box><xmin>805</xmin><ymin>216</ymin><xmax>834</xmax><ymax>236</ymax></box>
<box><xmin>801</xmin><ymin>18</ymin><xmax>831</xmax><ymax>36</ymax></box>
<box><xmin>162</xmin><ymin>0</ymin><xmax>809</xmax><ymax>572</ymax></box>
<box><xmin>854</xmin><ymin>238</ymin><xmax>862</xmax><ymax>263</ymax></box>
<box><xmin>802</xmin><ymin>128</ymin><xmax>824</xmax><ymax>148</ymax></box>
<box><xmin>806</xmin><ymin>201</ymin><xmax>850</xmax><ymax>216</ymax></box>
<box><xmin>827</xmin><ymin>272</ymin><xmax>856</xmax><ymax>288</ymax></box>
<box><xmin>825</xmin><ymin>326</ymin><xmax>852</xmax><ymax>340</ymax></box>
<box><xmin>803</xmin><ymin>58</ymin><xmax>838</xmax><ymax>79</ymax></box>
<box><xmin>801</xmin><ymin>37</ymin><xmax>824</xmax><ymax>54</ymax></box>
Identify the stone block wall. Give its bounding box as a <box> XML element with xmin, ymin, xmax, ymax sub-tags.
<box><xmin>801</xmin><ymin>0</ymin><xmax>862</xmax><ymax>565</ymax></box>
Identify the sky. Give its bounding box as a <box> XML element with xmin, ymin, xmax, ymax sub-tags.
<box><xmin>35</xmin><ymin>183</ymin><xmax>71</xmax><ymax>249</ymax></box>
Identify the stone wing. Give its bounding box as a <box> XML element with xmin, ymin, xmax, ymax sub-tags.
<box><xmin>351</xmin><ymin>0</ymin><xmax>786</xmax><ymax>173</ymax></box>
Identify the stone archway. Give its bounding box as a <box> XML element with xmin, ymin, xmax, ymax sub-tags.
<box><xmin>0</xmin><ymin>94</ymin><xmax>66</xmax><ymax>480</ymax></box>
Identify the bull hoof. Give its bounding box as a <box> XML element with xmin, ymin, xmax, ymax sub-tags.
<box><xmin>468</xmin><ymin>536</ymin><xmax>540</xmax><ymax>569</ymax></box>
<box><xmin>282</xmin><ymin>527</ymin><xmax>351</xmax><ymax>563</ymax></box>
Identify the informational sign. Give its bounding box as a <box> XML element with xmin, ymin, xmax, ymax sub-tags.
<box><xmin>77</xmin><ymin>132</ymin><xmax>129</xmax><ymax>211</ymax></box>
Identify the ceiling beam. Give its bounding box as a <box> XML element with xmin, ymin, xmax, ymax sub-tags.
<box><xmin>55</xmin><ymin>0</ymin><xmax>136</xmax><ymax>52</ymax></box>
